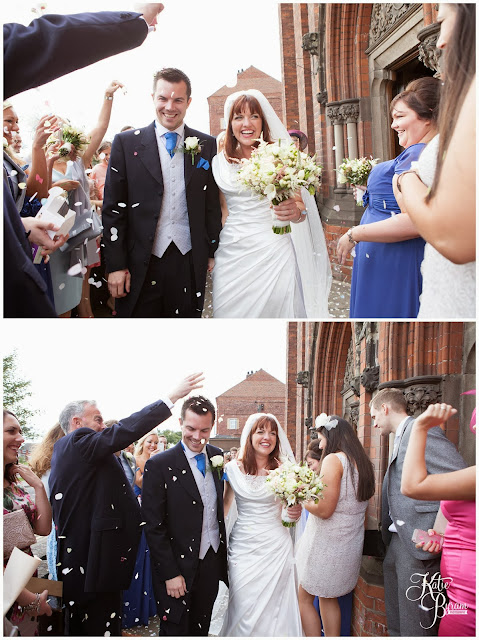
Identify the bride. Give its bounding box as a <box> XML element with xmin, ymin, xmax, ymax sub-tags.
<box><xmin>218</xmin><ymin>413</ymin><xmax>303</xmax><ymax>636</ymax></box>
<box><xmin>211</xmin><ymin>89</ymin><xmax>331</xmax><ymax>318</ymax></box>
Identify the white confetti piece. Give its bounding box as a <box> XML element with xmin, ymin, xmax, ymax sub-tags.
<box><xmin>18</xmin><ymin>182</ymin><xmax>27</xmax><ymax>190</ymax></box>
<box><xmin>80</xmin><ymin>566</ymin><xmax>84</xmax><ymax>574</ymax></box>
<box><xmin>332</xmin><ymin>146</ymin><xmax>336</xmax><ymax>150</ymax></box>
<box><xmin>151</xmin><ymin>280</ymin><xmax>156</xmax><ymax>286</ymax></box>
<box><xmin>132</xmin><ymin>203</ymin><xmax>140</xmax><ymax>208</ymax></box>
<box><xmin>47</xmin><ymin>625</ymin><xmax>52</xmax><ymax>631</ymax></box>
<box><xmin>118</xmin><ymin>203</ymin><xmax>127</xmax><ymax>208</ymax></box>
<box><xmin>333</xmin><ymin>205</ymin><xmax>340</xmax><ymax>212</ymax></box>
<box><xmin>196</xmin><ymin>292</ymin><xmax>201</xmax><ymax>297</ymax></box>
<box><xmin>104</xmin><ymin>633</ymin><xmax>111</xmax><ymax>637</ymax></box>
<box><xmin>29</xmin><ymin>192</ymin><xmax>38</xmax><ymax>202</ymax></box>
<box><xmin>110</xmin><ymin>613</ymin><xmax>116</xmax><ymax>619</ymax></box>
<box><xmin>203</xmin><ymin>185</ymin><xmax>207</xmax><ymax>190</ymax></box>
<box><xmin>390</xmin><ymin>211</ymin><xmax>396</xmax><ymax>216</ymax></box>
<box><xmin>69</xmin><ymin>601</ymin><xmax>74</xmax><ymax>606</ymax></box>
<box><xmin>110</xmin><ymin>227</ymin><xmax>118</xmax><ymax>235</ymax></box>
<box><xmin>182</xmin><ymin>469</ymin><xmax>186</xmax><ymax>474</ymax></box>
<box><xmin>111</xmin><ymin>167</ymin><xmax>118</xmax><ymax>172</ymax></box>
<box><xmin>67</xmin><ymin>263</ymin><xmax>83</xmax><ymax>276</ymax></box>
<box><xmin>74</xmin><ymin>201</ymin><xmax>82</xmax><ymax>207</ymax></box>
<box><xmin>111</xmin><ymin>235</ymin><xmax>118</xmax><ymax>242</ymax></box>
<box><xmin>366</xmin><ymin>253</ymin><xmax>370</xmax><ymax>258</ymax></box>
<box><xmin>134</xmin><ymin>130</ymin><xmax>140</xmax><ymax>135</ymax></box>
<box><xmin>67</xmin><ymin>548</ymin><xmax>72</xmax><ymax>553</ymax></box>
<box><xmin>396</xmin><ymin>520</ymin><xmax>405</xmax><ymax>526</ymax></box>
<box><xmin>99</xmin><ymin>153</ymin><xmax>106</xmax><ymax>160</ymax></box>
<box><xmin>62</xmin><ymin>568</ymin><xmax>73</xmax><ymax>575</ymax></box>
<box><xmin>55</xmin><ymin>493</ymin><xmax>63</xmax><ymax>500</ymax></box>
<box><xmin>10</xmin><ymin>170</ymin><xmax>18</xmax><ymax>176</ymax></box>
<box><xmin>383</xmin><ymin>200</ymin><xmax>387</xmax><ymax>209</ymax></box>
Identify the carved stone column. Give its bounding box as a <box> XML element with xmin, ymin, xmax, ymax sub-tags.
<box><xmin>326</xmin><ymin>104</ymin><xmax>346</xmax><ymax>187</ymax></box>
<box><xmin>340</xmin><ymin>101</ymin><xmax>360</xmax><ymax>160</ymax></box>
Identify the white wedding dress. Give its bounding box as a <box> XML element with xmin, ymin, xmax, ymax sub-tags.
<box><xmin>218</xmin><ymin>459</ymin><xmax>303</xmax><ymax>637</ymax></box>
<box><xmin>212</xmin><ymin>152</ymin><xmax>307</xmax><ymax>318</ymax></box>
<box><xmin>415</xmin><ymin>135</ymin><xmax>476</xmax><ymax>318</ymax></box>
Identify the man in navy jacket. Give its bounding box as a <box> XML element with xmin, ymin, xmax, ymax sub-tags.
<box><xmin>3</xmin><ymin>4</ymin><xmax>163</xmax><ymax>317</ymax></box>
<box><xmin>49</xmin><ymin>372</ymin><xmax>203</xmax><ymax>636</ymax></box>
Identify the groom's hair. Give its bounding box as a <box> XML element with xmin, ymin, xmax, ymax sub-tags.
<box><xmin>370</xmin><ymin>388</ymin><xmax>407</xmax><ymax>414</ymax></box>
<box><xmin>181</xmin><ymin>396</ymin><xmax>215</xmax><ymax>425</ymax></box>
<box><xmin>152</xmin><ymin>68</ymin><xmax>192</xmax><ymax>99</ymax></box>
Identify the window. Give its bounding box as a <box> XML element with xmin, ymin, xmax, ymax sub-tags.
<box><xmin>227</xmin><ymin>418</ymin><xmax>239</xmax><ymax>430</ymax></box>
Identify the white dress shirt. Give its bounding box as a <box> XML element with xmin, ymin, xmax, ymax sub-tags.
<box><xmin>388</xmin><ymin>416</ymin><xmax>410</xmax><ymax>533</ymax></box>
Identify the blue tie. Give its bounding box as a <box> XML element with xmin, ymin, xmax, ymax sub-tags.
<box><xmin>164</xmin><ymin>131</ymin><xmax>177</xmax><ymax>158</ymax></box>
<box><xmin>194</xmin><ymin>453</ymin><xmax>206</xmax><ymax>477</ymax></box>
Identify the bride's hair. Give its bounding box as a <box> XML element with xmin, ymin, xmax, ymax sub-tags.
<box><xmin>224</xmin><ymin>94</ymin><xmax>273</xmax><ymax>160</ymax></box>
<box><xmin>317</xmin><ymin>416</ymin><xmax>375</xmax><ymax>502</ymax></box>
<box><xmin>240</xmin><ymin>415</ymin><xmax>280</xmax><ymax>475</ymax></box>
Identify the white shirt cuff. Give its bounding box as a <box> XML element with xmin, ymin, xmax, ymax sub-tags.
<box><xmin>139</xmin><ymin>15</ymin><xmax>155</xmax><ymax>33</ymax></box>
<box><xmin>161</xmin><ymin>396</ymin><xmax>174</xmax><ymax>410</ymax></box>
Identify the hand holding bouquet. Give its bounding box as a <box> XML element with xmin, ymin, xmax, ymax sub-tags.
<box><xmin>237</xmin><ymin>136</ymin><xmax>322</xmax><ymax>234</ymax></box>
<box><xmin>265</xmin><ymin>459</ymin><xmax>325</xmax><ymax>527</ymax></box>
<box><xmin>47</xmin><ymin>123</ymin><xmax>90</xmax><ymax>160</ymax></box>
<box><xmin>337</xmin><ymin>156</ymin><xmax>379</xmax><ymax>205</ymax></box>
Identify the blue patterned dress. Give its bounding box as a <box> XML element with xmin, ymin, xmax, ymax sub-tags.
<box><xmin>350</xmin><ymin>144</ymin><xmax>426</xmax><ymax>318</ymax></box>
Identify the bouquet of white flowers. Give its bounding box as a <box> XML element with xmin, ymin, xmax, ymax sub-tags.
<box><xmin>337</xmin><ymin>156</ymin><xmax>379</xmax><ymax>205</ymax></box>
<box><xmin>47</xmin><ymin>123</ymin><xmax>90</xmax><ymax>159</ymax></box>
<box><xmin>265</xmin><ymin>460</ymin><xmax>325</xmax><ymax>527</ymax></box>
<box><xmin>237</xmin><ymin>136</ymin><xmax>322</xmax><ymax>234</ymax></box>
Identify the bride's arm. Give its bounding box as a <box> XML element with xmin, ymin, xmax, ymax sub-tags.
<box><xmin>223</xmin><ymin>480</ymin><xmax>234</xmax><ymax>517</ymax></box>
<box><xmin>219</xmin><ymin>190</ymin><xmax>229</xmax><ymax>227</ymax></box>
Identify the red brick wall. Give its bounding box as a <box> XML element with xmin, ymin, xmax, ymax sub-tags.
<box><xmin>352</xmin><ymin>576</ymin><xmax>388</xmax><ymax>637</ymax></box>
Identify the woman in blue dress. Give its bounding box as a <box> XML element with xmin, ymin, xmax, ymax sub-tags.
<box><xmin>122</xmin><ymin>431</ymin><xmax>160</xmax><ymax>629</ymax></box>
<box><xmin>337</xmin><ymin>77</ymin><xmax>440</xmax><ymax>318</ymax></box>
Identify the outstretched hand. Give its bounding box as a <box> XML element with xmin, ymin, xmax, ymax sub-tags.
<box><xmin>136</xmin><ymin>3</ymin><xmax>165</xmax><ymax>27</ymax></box>
<box><xmin>168</xmin><ymin>373</ymin><xmax>204</xmax><ymax>404</ymax></box>
<box><xmin>414</xmin><ymin>403</ymin><xmax>457</xmax><ymax>432</ymax></box>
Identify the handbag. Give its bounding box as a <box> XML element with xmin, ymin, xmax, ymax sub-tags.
<box><xmin>59</xmin><ymin>207</ymin><xmax>102</xmax><ymax>253</ymax></box>
<box><xmin>3</xmin><ymin>509</ymin><xmax>36</xmax><ymax>559</ymax></box>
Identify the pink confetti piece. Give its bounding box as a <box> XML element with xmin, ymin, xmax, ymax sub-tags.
<box><xmin>134</xmin><ymin>152</ymin><xmax>138</xmax><ymax>156</ymax></box>
<box><xmin>35</xmin><ymin>174</ymin><xmax>44</xmax><ymax>184</ymax></box>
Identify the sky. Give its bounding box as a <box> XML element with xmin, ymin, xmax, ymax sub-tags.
<box><xmin>3</xmin><ymin>319</ymin><xmax>288</xmax><ymax>437</ymax></box>
<box><xmin>5</xmin><ymin>1</ymin><xmax>282</xmax><ymax>145</ymax></box>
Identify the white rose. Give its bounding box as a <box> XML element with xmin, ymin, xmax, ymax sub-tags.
<box><xmin>185</xmin><ymin>136</ymin><xmax>199</xmax><ymax>151</ymax></box>
<box><xmin>210</xmin><ymin>455</ymin><xmax>224</xmax><ymax>468</ymax></box>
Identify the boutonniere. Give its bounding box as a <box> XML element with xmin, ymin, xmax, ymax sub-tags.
<box><xmin>181</xmin><ymin>136</ymin><xmax>203</xmax><ymax>165</ymax></box>
<box><xmin>209</xmin><ymin>455</ymin><xmax>225</xmax><ymax>480</ymax></box>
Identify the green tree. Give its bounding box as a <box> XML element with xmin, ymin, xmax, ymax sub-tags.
<box><xmin>3</xmin><ymin>351</ymin><xmax>38</xmax><ymax>440</ymax></box>
<box><xmin>158</xmin><ymin>429</ymin><xmax>182</xmax><ymax>446</ymax></box>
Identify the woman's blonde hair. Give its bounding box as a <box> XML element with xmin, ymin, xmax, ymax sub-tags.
<box><xmin>134</xmin><ymin>430</ymin><xmax>159</xmax><ymax>457</ymax></box>
<box><xmin>29</xmin><ymin>423</ymin><xmax>65</xmax><ymax>478</ymax></box>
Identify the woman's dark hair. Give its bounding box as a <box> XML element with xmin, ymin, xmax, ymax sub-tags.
<box><xmin>3</xmin><ymin>409</ymin><xmax>20</xmax><ymax>484</ymax></box>
<box><xmin>427</xmin><ymin>3</ymin><xmax>476</xmax><ymax>202</ymax></box>
<box><xmin>390</xmin><ymin>76</ymin><xmax>441</xmax><ymax>123</ymax></box>
<box><xmin>224</xmin><ymin>94</ymin><xmax>273</xmax><ymax>160</ymax></box>
<box><xmin>317</xmin><ymin>416</ymin><xmax>375</xmax><ymax>502</ymax></box>
<box><xmin>306</xmin><ymin>438</ymin><xmax>322</xmax><ymax>462</ymax></box>
<box><xmin>241</xmin><ymin>415</ymin><xmax>280</xmax><ymax>475</ymax></box>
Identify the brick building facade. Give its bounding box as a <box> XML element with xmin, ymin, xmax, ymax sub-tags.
<box><xmin>279</xmin><ymin>3</ymin><xmax>441</xmax><ymax>286</ymax></box>
<box><xmin>210</xmin><ymin>369</ymin><xmax>286</xmax><ymax>450</ymax></box>
<box><xmin>286</xmin><ymin>321</ymin><xmax>475</xmax><ymax>636</ymax></box>
<box><xmin>207</xmin><ymin>66</ymin><xmax>284</xmax><ymax>137</ymax></box>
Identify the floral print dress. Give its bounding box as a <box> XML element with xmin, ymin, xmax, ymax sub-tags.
<box><xmin>4</xmin><ymin>482</ymin><xmax>39</xmax><ymax>634</ymax></box>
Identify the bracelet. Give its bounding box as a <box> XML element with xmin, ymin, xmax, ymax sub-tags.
<box><xmin>19</xmin><ymin>593</ymin><xmax>41</xmax><ymax>614</ymax></box>
<box><xmin>347</xmin><ymin>227</ymin><xmax>357</xmax><ymax>245</ymax></box>
<box><xmin>105</xmin><ymin>95</ymin><xmax>113</xmax><ymax>101</ymax></box>
<box><xmin>396</xmin><ymin>169</ymin><xmax>418</xmax><ymax>193</ymax></box>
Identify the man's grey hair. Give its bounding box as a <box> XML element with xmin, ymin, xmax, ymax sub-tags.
<box><xmin>59</xmin><ymin>400</ymin><xmax>97</xmax><ymax>435</ymax></box>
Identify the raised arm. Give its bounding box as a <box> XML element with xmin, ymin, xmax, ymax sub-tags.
<box><xmin>401</xmin><ymin>403</ymin><xmax>475</xmax><ymax>501</ymax></box>
<box><xmin>82</xmin><ymin>81</ymin><xmax>124</xmax><ymax>169</ymax></box>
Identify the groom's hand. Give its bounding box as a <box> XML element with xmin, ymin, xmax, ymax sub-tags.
<box><xmin>168</xmin><ymin>373</ymin><xmax>204</xmax><ymax>404</ymax></box>
<box><xmin>108</xmin><ymin>269</ymin><xmax>131</xmax><ymax>298</ymax></box>
<box><xmin>166</xmin><ymin>575</ymin><xmax>186</xmax><ymax>598</ymax></box>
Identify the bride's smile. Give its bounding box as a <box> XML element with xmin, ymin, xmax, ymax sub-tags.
<box><xmin>251</xmin><ymin>424</ymin><xmax>277</xmax><ymax>456</ymax></box>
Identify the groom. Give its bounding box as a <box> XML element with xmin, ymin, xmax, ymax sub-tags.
<box><xmin>142</xmin><ymin>395</ymin><xmax>228</xmax><ymax>636</ymax></box>
<box><xmin>102</xmin><ymin>67</ymin><xmax>222</xmax><ymax>317</ymax></box>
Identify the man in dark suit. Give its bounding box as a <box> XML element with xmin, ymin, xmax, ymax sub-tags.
<box><xmin>142</xmin><ymin>396</ymin><xmax>228</xmax><ymax>635</ymax></box>
<box><xmin>3</xmin><ymin>4</ymin><xmax>164</xmax><ymax>317</ymax></box>
<box><xmin>102</xmin><ymin>68</ymin><xmax>222</xmax><ymax>318</ymax></box>
<box><xmin>49</xmin><ymin>373</ymin><xmax>203</xmax><ymax>636</ymax></box>
<box><xmin>370</xmin><ymin>388</ymin><xmax>466</xmax><ymax>636</ymax></box>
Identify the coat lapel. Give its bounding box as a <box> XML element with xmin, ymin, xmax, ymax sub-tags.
<box><xmin>138</xmin><ymin>122</ymin><xmax>163</xmax><ymax>187</ymax></box>
<box><xmin>173</xmin><ymin>442</ymin><xmax>202</xmax><ymax>503</ymax></box>
<box><xmin>389</xmin><ymin>416</ymin><xmax>414</xmax><ymax>465</ymax></box>
<box><xmin>183</xmin><ymin>124</ymin><xmax>199</xmax><ymax>187</ymax></box>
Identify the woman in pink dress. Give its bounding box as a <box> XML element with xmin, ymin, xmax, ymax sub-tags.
<box><xmin>402</xmin><ymin>402</ymin><xmax>475</xmax><ymax>637</ymax></box>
